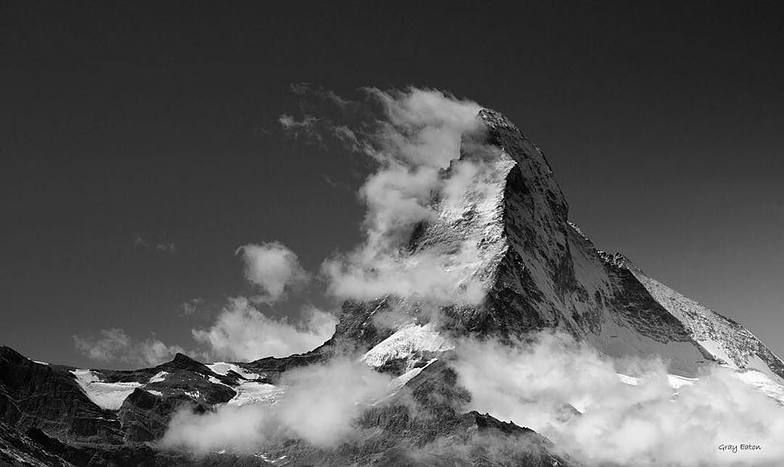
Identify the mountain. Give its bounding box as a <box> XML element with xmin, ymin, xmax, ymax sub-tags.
<box><xmin>325</xmin><ymin>108</ymin><xmax>784</xmax><ymax>382</ymax></box>
<box><xmin>2</xmin><ymin>109</ymin><xmax>782</xmax><ymax>465</ymax></box>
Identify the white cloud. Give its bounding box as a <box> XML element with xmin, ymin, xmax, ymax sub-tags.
<box><xmin>160</xmin><ymin>357</ymin><xmax>394</xmax><ymax>453</ymax></box>
<box><xmin>306</xmin><ymin>87</ymin><xmax>500</xmax><ymax>306</ymax></box>
<box><xmin>74</xmin><ymin>298</ymin><xmax>336</xmax><ymax>366</ymax></box>
<box><xmin>452</xmin><ymin>332</ymin><xmax>784</xmax><ymax>466</ymax></box>
<box><xmin>236</xmin><ymin>241</ymin><xmax>310</xmax><ymax>304</ymax></box>
<box><xmin>74</xmin><ymin>328</ymin><xmax>184</xmax><ymax>366</ymax></box>
<box><xmin>363</xmin><ymin>87</ymin><xmax>482</xmax><ymax>167</ymax></box>
<box><xmin>191</xmin><ymin>297</ymin><xmax>336</xmax><ymax>361</ymax></box>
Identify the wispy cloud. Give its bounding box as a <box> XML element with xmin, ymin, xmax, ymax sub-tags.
<box><xmin>74</xmin><ymin>328</ymin><xmax>185</xmax><ymax>366</ymax></box>
<box><xmin>278</xmin><ymin>114</ymin><xmax>324</xmax><ymax>145</ymax></box>
<box><xmin>289</xmin><ymin>82</ymin><xmax>354</xmax><ymax>109</ymax></box>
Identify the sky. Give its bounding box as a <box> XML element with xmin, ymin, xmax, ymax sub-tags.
<box><xmin>1</xmin><ymin>1</ymin><xmax>783</xmax><ymax>367</ymax></box>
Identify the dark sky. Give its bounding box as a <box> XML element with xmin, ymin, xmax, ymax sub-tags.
<box><xmin>2</xmin><ymin>1</ymin><xmax>783</xmax><ymax>366</ymax></box>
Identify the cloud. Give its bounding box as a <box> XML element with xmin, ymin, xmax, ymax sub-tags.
<box><xmin>74</xmin><ymin>328</ymin><xmax>130</xmax><ymax>361</ymax></box>
<box><xmin>236</xmin><ymin>242</ymin><xmax>310</xmax><ymax>305</ymax></box>
<box><xmin>362</xmin><ymin>87</ymin><xmax>482</xmax><ymax>167</ymax></box>
<box><xmin>74</xmin><ymin>328</ymin><xmax>185</xmax><ymax>366</ymax></box>
<box><xmin>284</xmin><ymin>87</ymin><xmax>503</xmax><ymax>306</ymax></box>
<box><xmin>160</xmin><ymin>357</ymin><xmax>394</xmax><ymax>453</ymax></box>
<box><xmin>191</xmin><ymin>297</ymin><xmax>336</xmax><ymax>361</ymax></box>
<box><xmin>278</xmin><ymin>114</ymin><xmax>323</xmax><ymax>144</ymax></box>
<box><xmin>289</xmin><ymin>82</ymin><xmax>353</xmax><ymax>109</ymax></box>
<box><xmin>134</xmin><ymin>234</ymin><xmax>176</xmax><ymax>253</ymax></box>
<box><xmin>74</xmin><ymin>298</ymin><xmax>336</xmax><ymax>366</ymax></box>
<box><xmin>180</xmin><ymin>297</ymin><xmax>204</xmax><ymax>316</ymax></box>
<box><xmin>451</xmin><ymin>332</ymin><xmax>784</xmax><ymax>466</ymax></box>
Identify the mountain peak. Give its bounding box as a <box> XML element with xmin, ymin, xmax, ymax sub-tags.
<box><xmin>598</xmin><ymin>250</ymin><xmax>642</xmax><ymax>273</ymax></box>
<box><xmin>158</xmin><ymin>352</ymin><xmax>212</xmax><ymax>374</ymax></box>
<box><xmin>477</xmin><ymin>108</ymin><xmax>518</xmax><ymax>132</ymax></box>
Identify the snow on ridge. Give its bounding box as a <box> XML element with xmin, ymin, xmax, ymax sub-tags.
<box><xmin>371</xmin><ymin>359</ymin><xmax>438</xmax><ymax>407</ymax></box>
<box><xmin>616</xmin><ymin>374</ymin><xmax>640</xmax><ymax>386</ymax></box>
<box><xmin>227</xmin><ymin>381</ymin><xmax>282</xmax><ymax>407</ymax></box>
<box><xmin>395</xmin><ymin>358</ymin><xmax>436</xmax><ymax>388</ymax></box>
<box><xmin>731</xmin><ymin>369</ymin><xmax>784</xmax><ymax>405</ymax></box>
<box><xmin>617</xmin><ymin>368</ymin><xmax>784</xmax><ymax>405</ymax></box>
<box><xmin>208</xmin><ymin>375</ymin><xmax>233</xmax><ymax>388</ymax></box>
<box><xmin>70</xmin><ymin>369</ymin><xmax>142</xmax><ymax>410</ymax></box>
<box><xmin>362</xmin><ymin>323</ymin><xmax>454</xmax><ymax>369</ymax></box>
<box><xmin>148</xmin><ymin>371</ymin><xmax>168</xmax><ymax>383</ymax></box>
<box><xmin>632</xmin><ymin>270</ymin><xmax>782</xmax><ymax>378</ymax></box>
<box><xmin>615</xmin><ymin>373</ymin><xmax>696</xmax><ymax>390</ymax></box>
<box><xmin>207</xmin><ymin>362</ymin><xmax>260</xmax><ymax>380</ymax></box>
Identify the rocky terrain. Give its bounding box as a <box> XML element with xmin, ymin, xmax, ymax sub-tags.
<box><xmin>2</xmin><ymin>108</ymin><xmax>782</xmax><ymax>465</ymax></box>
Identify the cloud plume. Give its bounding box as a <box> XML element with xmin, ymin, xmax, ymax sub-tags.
<box><xmin>281</xmin><ymin>87</ymin><xmax>505</xmax><ymax>306</ymax></box>
<box><xmin>191</xmin><ymin>297</ymin><xmax>336</xmax><ymax>361</ymax></box>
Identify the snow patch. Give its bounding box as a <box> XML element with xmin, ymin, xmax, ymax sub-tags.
<box><xmin>616</xmin><ymin>374</ymin><xmax>639</xmax><ymax>386</ymax></box>
<box><xmin>148</xmin><ymin>371</ymin><xmax>168</xmax><ymax>383</ymax></box>
<box><xmin>227</xmin><ymin>381</ymin><xmax>282</xmax><ymax>407</ymax></box>
<box><xmin>71</xmin><ymin>369</ymin><xmax>142</xmax><ymax>410</ymax></box>
<box><xmin>617</xmin><ymin>369</ymin><xmax>784</xmax><ymax>405</ymax></box>
<box><xmin>667</xmin><ymin>374</ymin><xmax>697</xmax><ymax>389</ymax></box>
<box><xmin>616</xmin><ymin>373</ymin><xmax>696</xmax><ymax>390</ymax></box>
<box><xmin>208</xmin><ymin>376</ymin><xmax>231</xmax><ymax>387</ymax></box>
<box><xmin>207</xmin><ymin>362</ymin><xmax>260</xmax><ymax>380</ymax></box>
<box><xmin>394</xmin><ymin>361</ymin><xmax>433</xmax><ymax>388</ymax></box>
<box><xmin>633</xmin><ymin>270</ymin><xmax>783</xmax><ymax>378</ymax></box>
<box><xmin>362</xmin><ymin>323</ymin><xmax>454</xmax><ymax>369</ymax></box>
<box><xmin>732</xmin><ymin>369</ymin><xmax>784</xmax><ymax>405</ymax></box>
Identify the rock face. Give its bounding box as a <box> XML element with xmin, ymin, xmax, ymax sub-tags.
<box><xmin>1</xmin><ymin>109</ymin><xmax>782</xmax><ymax>465</ymax></box>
